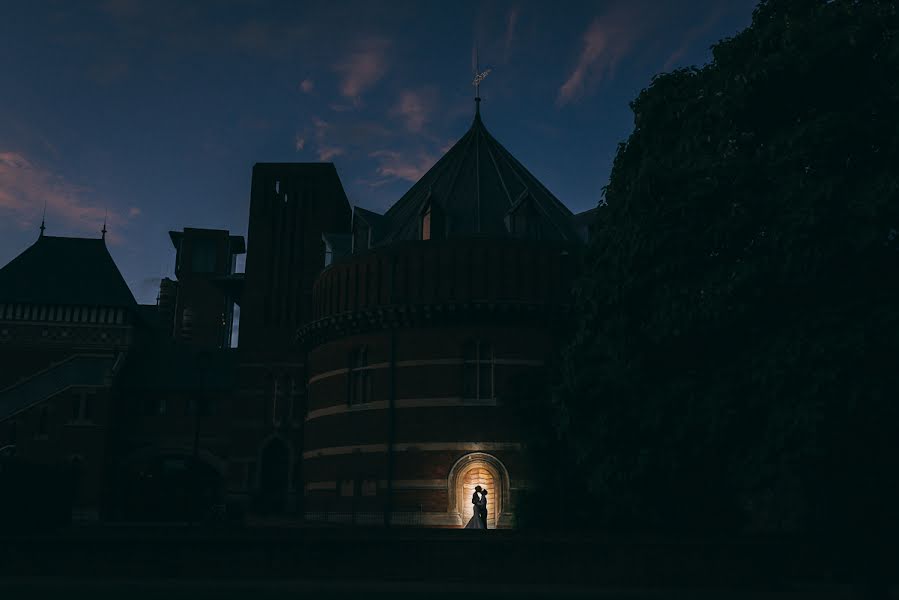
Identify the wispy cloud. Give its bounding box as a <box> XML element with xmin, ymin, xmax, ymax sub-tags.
<box><xmin>295</xmin><ymin>135</ymin><xmax>306</xmax><ymax>151</ymax></box>
<box><xmin>334</xmin><ymin>37</ymin><xmax>391</xmax><ymax>100</ymax></box>
<box><xmin>558</xmin><ymin>4</ymin><xmax>646</xmax><ymax>106</ymax></box>
<box><xmin>369</xmin><ymin>150</ymin><xmax>436</xmax><ymax>183</ymax></box>
<box><xmin>391</xmin><ymin>89</ymin><xmax>436</xmax><ymax>133</ymax></box>
<box><xmin>318</xmin><ymin>147</ymin><xmax>344</xmax><ymax>161</ymax></box>
<box><xmin>0</xmin><ymin>151</ymin><xmax>135</xmax><ymax>244</ymax></box>
<box><xmin>305</xmin><ymin>117</ymin><xmax>345</xmax><ymax>160</ymax></box>
<box><xmin>504</xmin><ymin>8</ymin><xmax>519</xmax><ymax>58</ymax></box>
<box><xmin>300</xmin><ymin>78</ymin><xmax>315</xmax><ymax>93</ymax></box>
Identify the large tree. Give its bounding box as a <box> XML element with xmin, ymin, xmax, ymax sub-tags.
<box><xmin>517</xmin><ymin>0</ymin><xmax>899</xmax><ymax>539</ymax></box>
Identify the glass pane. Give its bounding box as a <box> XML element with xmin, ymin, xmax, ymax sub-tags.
<box><xmin>463</xmin><ymin>364</ymin><xmax>477</xmax><ymax>398</ymax></box>
<box><xmin>478</xmin><ymin>364</ymin><xmax>492</xmax><ymax>399</ymax></box>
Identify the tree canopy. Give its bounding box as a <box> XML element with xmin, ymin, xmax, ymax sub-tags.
<box><xmin>517</xmin><ymin>0</ymin><xmax>899</xmax><ymax>537</ymax></box>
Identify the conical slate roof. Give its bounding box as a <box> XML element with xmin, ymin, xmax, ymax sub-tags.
<box><xmin>372</xmin><ymin>103</ymin><xmax>580</xmax><ymax>245</ymax></box>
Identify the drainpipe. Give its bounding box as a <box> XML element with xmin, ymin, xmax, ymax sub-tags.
<box><xmin>385</xmin><ymin>254</ymin><xmax>398</xmax><ymax>527</ymax></box>
<box><xmin>385</xmin><ymin>324</ymin><xmax>396</xmax><ymax>527</ymax></box>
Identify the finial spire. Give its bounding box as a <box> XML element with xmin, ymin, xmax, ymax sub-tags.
<box><xmin>101</xmin><ymin>210</ymin><xmax>108</xmax><ymax>241</ymax></box>
<box><xmin>39</xmin><ymin>200</ymin><xmax>46</xmax><ymax>238</ymax></box>
<box><xmin>472</xmin><ymin>45</ymin><xmax>491</xmax><ymax>118</ymax></box>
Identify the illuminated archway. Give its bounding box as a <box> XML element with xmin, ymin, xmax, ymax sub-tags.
<box><xmin>447</xmin><ymin>452</ymin><xmax>510</xmax><ymax>528</ymax></box>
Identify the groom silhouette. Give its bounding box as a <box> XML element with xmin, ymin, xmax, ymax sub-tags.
<box><xmin>479</xmin><ymin>488</ymin><xmax>488</xmax><ymax>528</ymax></box>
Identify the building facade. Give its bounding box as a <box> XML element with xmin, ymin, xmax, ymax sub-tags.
<box><xmin>0</xmin><ymin>102</ymin><xmax>594</xmax><ymax>526</ymax></box>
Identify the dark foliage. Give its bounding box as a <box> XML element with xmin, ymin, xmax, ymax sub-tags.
<box><xmin>515</xmin><ymin>0</ymin><xmax>899</xmax><ymax>538</ymax></box>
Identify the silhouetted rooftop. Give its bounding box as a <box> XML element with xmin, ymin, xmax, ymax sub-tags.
<box><xmin>368</xmin><ymin>106</ymin><xmax>581</xmax><ymax>245</ymax></box>
<box><xmin>0</xmin><ymin>235</ymin><xmax>137</xmax><ymax>307</ymax></box>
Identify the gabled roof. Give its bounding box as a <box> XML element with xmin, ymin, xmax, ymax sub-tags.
<box><xmin>0</xmin><ymin>235</ymin><xmax>137</xmax><ymax>307</ymax></box>
<box><xmin>352</xmin><ymin>206</ymin><xmax>387</xmax><ymax>241</ymax></box>
<box><xmin>371</xmin><ymin>105</ymin><xmax>582</xmax><ymax>245</ymax></box>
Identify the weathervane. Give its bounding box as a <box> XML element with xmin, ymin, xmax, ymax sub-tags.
<box><xmin>472</xmin><ymin>45</ymin><xmax>491</xmax><ymax>114</ymax></box>
<box><xmin>472</xmin><ymin>67</ymin><xmax>491</xmax><ymax>97</ymax></box>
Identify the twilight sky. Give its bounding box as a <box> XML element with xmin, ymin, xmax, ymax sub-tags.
<box><xmin>0</xmin><ymin>0</ymin><xmax>757</xmax><ymax>304</ymax></box>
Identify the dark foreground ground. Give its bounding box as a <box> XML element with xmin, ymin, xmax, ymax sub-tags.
<box><xmin>1</xmin><ymin>525</ymin><xmax>896</xmax><ymax>599</ymax></box>
<box><xmin>2</xmin><ymin>577</ymin><xmax>896</xmax><ymax>600</ymax></box>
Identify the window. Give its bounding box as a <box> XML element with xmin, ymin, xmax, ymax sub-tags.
<box><xmin>290</xmin><ymin>377</ymin><xmax>303</xmax><ymax>421</ymax></box>
<box><xmin>181</xmin><ymin>308</ymin><xmax>194</xmax><ymax>341</ymax></box>
<box><xmin>506</xmin><ymin>197</ymin><xmax>543</xmax><ymax>240</ymax></box>
<box><xmin>463</xmin><ymin>340</ymin><xmax>494</xmax><ymax>400</ymax></box>
<box><xmin>191</xmin><ymin>239</ymin><xmax>217</xmax><ymax>273</ymax></box>
<box><xmin>348</xmin><ymin>347</ymin><xmax>371</xmax><ymax>406</ymax></box>
<box><xmin>323</xmin><ymin>239</ymin><xmax>333</xmax><ymax>267</ymax></box>
<box><xmin>339</xmin><ymin>479</ymin><xmax>355</xmax><ymax>497</ymax></box>
<box><xmin>421</xmin><ymin>207</ymin><xmax>431</xmax><ymax>240</ymax></box>
<box><xmin>361</xmin><ymin>480</ymin><xmax>377</xmax><ymax>497</ymax></box>
<box><xmin>71</xmin><ymin>392</ymin><xmax>92</xmax><ymax>421</ymax></box>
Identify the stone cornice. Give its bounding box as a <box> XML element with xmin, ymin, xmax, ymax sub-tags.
<box><xmin>296</xmin><ymin>301</ymin><xmax>572</xmax><ymax>349</ymax></box>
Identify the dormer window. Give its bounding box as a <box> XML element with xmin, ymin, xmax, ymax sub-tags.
<box><xmin>419</xmin><ymin>195</ymin><xmax>442</xmax><ymax>241</ymax></box>
<box><xmin>506</xmin><ymin>194</ymin><xmax>543</xmax><ymax>240</ymax></box>
<box><xmin>421</xmin><ymin>206</ymin><xmax>432</xmax><ymax>240</ymax></box>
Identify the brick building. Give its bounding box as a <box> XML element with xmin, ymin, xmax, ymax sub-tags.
<box><xmin>0</xmin><ymin>102</ymin><xmax>594</xmax><ymax>526</ymax></box>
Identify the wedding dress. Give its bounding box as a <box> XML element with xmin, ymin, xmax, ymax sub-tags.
<box><xmin>464</xmin><ymin>492</ymin><xmax>485</xmax><ymax>529</ymax></box>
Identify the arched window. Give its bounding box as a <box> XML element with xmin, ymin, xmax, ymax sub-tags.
<box><xmin>463</xmin><ymin>340</ymin><xmax>493</xmax><ymax>400</ymax></box>
<box><xmin>348</xmin><ymin>347</ymin><xmax>371</xmax><ymax>406</ymax></box>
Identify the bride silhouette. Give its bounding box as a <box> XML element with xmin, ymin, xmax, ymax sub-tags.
<box><xmin>464</xmin><ymin>485</ymin><xmax>486</xmax><ymax>529</ymax></box>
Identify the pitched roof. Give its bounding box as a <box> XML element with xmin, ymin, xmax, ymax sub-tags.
<box><xmin>371</xmin><ymin>105</ymin><xmax>582</xmax><ymax>245</ymax></box>
<box><xmin>0</xmin><ymin>235</ymin><xmax>137</xmax><ymax>307</ymax></box>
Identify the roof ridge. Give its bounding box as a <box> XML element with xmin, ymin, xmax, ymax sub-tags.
<box><xmin>482</xmin><ymin>135</ymin><xmax>515</xmax><ymax>207</ymax></box>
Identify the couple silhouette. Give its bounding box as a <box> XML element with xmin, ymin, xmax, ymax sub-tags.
<box><xmin>464</xmin><ymin>485</ymin><xmax>489</xmax><ymax>529</ymax></box>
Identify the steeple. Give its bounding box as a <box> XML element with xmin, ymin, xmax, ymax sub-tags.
<box><xmin>372</xmin><ymin>89</ymin><xmax>581</xmax><ymax>245</ymax></box>
<box><xmin>101</xmin><ymin>211</ymin><xmax>108</xmax><ymax>241</ymax></box>
<box><xmin>39</xmin><ymin>201</ymin><xmax>46</xmax><ymax>239</ymax></box>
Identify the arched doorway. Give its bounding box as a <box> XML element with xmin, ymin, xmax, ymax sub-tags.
<box><xmin>461</xmin><ymin>464</ymin><xmax>497</xmax><ymax>527</ymax></box>
<box><xmin>448</xmin><ymin>452</ymin><xmax>510</xmax><ymax>528</ymax></box>
<box><xmin>259</xmin><ymin>437</ymin><xmax>289</xmax><ymax>513</ymax></box>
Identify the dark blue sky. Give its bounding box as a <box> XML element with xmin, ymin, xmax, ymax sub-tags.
<box><xmin>0</xmin><ymin>0</ymin><xmax>757</xmax><ymax>303</ymax></box>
